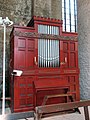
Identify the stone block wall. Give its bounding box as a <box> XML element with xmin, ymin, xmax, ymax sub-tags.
<box><xmin>0</xmin><ymin>0</ymin><xmax>32</xmax><ymax>25</ymax></box>
<box><xmin>33</xmin><ymin>0</ymin><xmax>62</xmax><ymax>20</ymax></box>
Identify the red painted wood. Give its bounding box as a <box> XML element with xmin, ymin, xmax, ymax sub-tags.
<box><xmin>10</xmin><ymin>16</ymin><xmax>80</xmax><ymax>112</ymax></box>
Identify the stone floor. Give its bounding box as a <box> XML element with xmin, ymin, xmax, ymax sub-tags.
<box><xmin>0</xmin><ymin>107</ymin><xmax>90</xmax><ymax>120</ymax></box>
<box><xmin>19</xmin><ymin>107</ymin><xmax>90</xmax><ymax>120</ymax></box>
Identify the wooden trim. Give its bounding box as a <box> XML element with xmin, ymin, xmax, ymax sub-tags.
<box><xmin>14</xmin><ymin>31</ymin><xmax>78</xmax><ymax>41</ymax></box>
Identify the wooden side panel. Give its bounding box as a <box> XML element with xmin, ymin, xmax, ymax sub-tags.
<box><xmin>13</xmin><ymin>76</ymin><xmax>34</xmax><ymax>112</ymax></box>
<box><xmin>64</xmin><ymin>75</ymin><xmax>80</xmax><ymax>101</ymax></box>
<box><xmin>62</xmin><ymin>41</ymin><xmax>78</xmax><ymax>68</ymax></box>
<box><xmin>26</xmin><ymin>39</ymin><xmax>35</xmax><ymax>69</ymax></box>
<box><xmin>14</xmin><ymin>37</ymin><xmax>26</xmax><ymax>69</ymax></box>
<box><xmin>70</xmin><ymin>42</ymin><xmax>76</xmax><ymax>67</ymax></box>
<box><xmin>14</xmin><ymin>37</ymin><xmax>35</xmax><ymax>70</ymax></box>
<box><xmin>63</xmin><ymin>41</ymin><xmax>69</xmax><ymax>67</ymax></box>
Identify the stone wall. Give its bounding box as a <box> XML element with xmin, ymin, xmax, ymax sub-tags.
<box><xmin>33</xmin><ymin>0</ymin><xmax>52</xmax><ymax>18</ymax></box>
<box><xmin>33</xmin><ymin>0</ymin><xmax>62</xmax><ymax>19</ymax></box>
<box><xmin>77</xmin><ymin>0</ymin><xmax>90</xmax><ymax>99</ymax></box>
<box><xmin>0</xmin><ymin>0</ymin><xmax>32</xmax><ymax>25</ymax></box>
<box><xmin>51</xmin><ymin>0</ymin><xmax>62</xmax><ymax>20</ymax></box>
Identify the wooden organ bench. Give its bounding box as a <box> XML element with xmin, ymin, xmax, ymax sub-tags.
<box><xmin>34</xmin><ymin>100</ymin><xmax>90</xmax><ymax>120</ymax></box>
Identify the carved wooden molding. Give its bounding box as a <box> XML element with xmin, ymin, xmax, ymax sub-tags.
<box><xmin>14</xmin><ymin>31</ymin><xmax>78</xmax><ymax>41</ymax></box>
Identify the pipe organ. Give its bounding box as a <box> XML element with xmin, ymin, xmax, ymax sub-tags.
<box><xmin>10</xmin><ymin>16</ymin><xmax>80</xmax><ymax>112</ymax></box>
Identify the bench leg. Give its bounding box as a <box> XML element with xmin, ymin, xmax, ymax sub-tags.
<box><xmin>34</xmin><ymin>113</ymin><xmax>42</xmax><ymax>120</ymax></box>
<box><xmin>84</xmin><ymin>106</ymin><xmax>89</xmax><ymax>120</ymax></box>
<box><xmin>42</xmin><ymin>96</ymin><xmax>48</xmax><ymax>105</ymax></box>
<box><xmin>74</xmin><ymin>108</ymin><xmax>81</xmax><ymax>114</ymax></box>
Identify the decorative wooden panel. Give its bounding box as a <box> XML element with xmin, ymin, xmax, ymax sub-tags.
<box><xmin>63</xmin><ymin>41</ymin><xmax>78</xmax><ymax>68</ymax></box>
<box><xmin>27</xmin><ymin>39</ymin><xmax>35</xmax><ymax>69</ymax></box>
<box><xmin>14</xmin><ymin>37</ymin><xmax>35</xmax><ymax>70</ymax></box>
<box><xmin>64</xmin><ymin>75</ymin><xmax>80</xmax><ymax>101</ymax></box>
<box><xmin>63</xmin><ymin>42</ymin><xmax>69</xmax><ymax>67</ymax></box>
<box><xmin>15</xmin><ymin>38</ymin><xmax>26</xmax><ymax>69</ymax></box>
<box><xmin>13</xmin><ymin>76</ymin><xmax>34</xmax><ymax>112</ymax></box>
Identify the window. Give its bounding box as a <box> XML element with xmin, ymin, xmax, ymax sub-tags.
<box><xmin>62</xmin><ymin>0</ymin><xmax>77</xmax><ymax>32</ymax></box>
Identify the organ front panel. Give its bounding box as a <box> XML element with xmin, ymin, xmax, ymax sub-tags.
<box><xmin>10</xmin><ymin>16</ymin><xmax>80</xmax><ymax>112</ymax></box>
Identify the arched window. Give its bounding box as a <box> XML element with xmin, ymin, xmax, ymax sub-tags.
<box><xmin>62</xmin><ymin>0</ymin><xmax>77</xmax><ymax>32</ymax></box>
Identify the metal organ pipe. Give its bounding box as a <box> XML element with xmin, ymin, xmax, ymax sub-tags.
<box><xmin>38</xmin><ymin>25</ymin><xmax>60</xmax><ymax>68</ymax></box>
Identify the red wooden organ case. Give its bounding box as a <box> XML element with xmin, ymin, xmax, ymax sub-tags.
<box><xmin>10</xmin><ymin>16</ymin><xmax>80</xmax><ymax>112</ymax></box>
